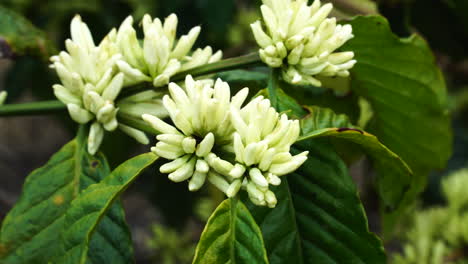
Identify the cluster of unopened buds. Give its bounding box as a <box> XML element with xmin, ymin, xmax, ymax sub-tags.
<box><xmin>143</xmin><ymin>76</ymin><xmax>308</xmax><ymax>208</ymax></box>
<box><xmin>251</xmin><ymin>0</ymin><xmax>356</xmax><ymax>86</ymax></box>
<box><xmin>50</xmin><ymin>14</ymin><xmax>222</xmax><ymax>154</ymax></box>
<box><xmin>50</xmin><ymin>0</ymin><xmax>356</xmax><ymax>206</ymax></box>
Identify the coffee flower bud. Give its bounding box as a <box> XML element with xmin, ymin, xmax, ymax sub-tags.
<box><xmin>115</xmin><ymin>14</ymin><xmax>223</xmax><ymax>88</ymax></box>
<box><xmin>251</xmin><ymin>0</ymin><xmax>356</xmax><ymax>87</ymax></box>
<box><xmin>117</xmin><ymin>90</ymin><xmax>168</xmax><ymax>120</ymax></box>
<box><xmin>143</xmin><ymin>75</ymin><xmax>249</xmax><ymax>192</ymax></box>
<box><xmin>230</xmin><ymin>96</ymin><xmax>308</xmax><ymax>207</ymax></box>
<box><xmin>50</xmin><ymin>16</ymin><xmax>149</xmax><ymax>154</ymax></box>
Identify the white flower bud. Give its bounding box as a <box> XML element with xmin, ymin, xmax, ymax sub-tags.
<box><xmin>265</xmin><ymin>190</ymin><xmax>277</xmax><ymax>208</ymax></box>
<box><xmin>67</xmin><ymin>104</ymin><xmax>93</xmax><ymax>124</ymax></box>
<box><xmin>101</xmin><ymin>73</ymin><xmax>124</xmax><ymax>101</ymax></box>
<box><xmin>103</xmin><ymin>118</ymin><xmax>118</xmax><ymax>131</ymax></box>
<box><xmin>157</xmin><ymin>134</ymin><xmax>184</xmax><ymax>145</ymax></box>
<box><xmin>171</xmin><ymin>26</ymin><xmax>201</xmax><ymax>60</ymax></box>
<box><xmin>189</xmin><ymin>171</ymin><xmax>207</xmax><ymax>191</ymax></box>
<box><xmin>259</xmin><ymin>148</ymin><xmax>276</xmax><ymax>171</ymax></box>
<box><xmin>250</xmin><ymin>21</ymin><xmax>273</xmax><ymax>48</ymax></box>
<box><xmin>229</xmin><ymin>164</ymin><xmax>246</xmax><ymax>179</ymax></box>
<box><xmin>286</xmin><ymin>35</ymin><xmax>305</xmax><ymax>50</ymax></box>
<box><xmin>53</xmin><ymin>85</ymin><xmax>81</xmax><ymax>105</ymax></box>
<box><xmin>270</xmin><ymin>160</ymin><xmax>301</xmax><ymax>176</ymax></box>
<box><xmin>182</xmin><ymin>137</ymin><xmax>197</xmax><ymax>154</ymax></box>
<box><xmin>96</xmin><ymin>102</ymin><xmax>116</xmax><ymax>124</ymax></box>
<box><xmin>208</xmin><ymin>171</ymin><xmax>230</xmax><ymax>194</ymax></box>
<box><xmin>142</xmin><ymin>114</ymin><xmax>181</xmax><ymax>135</ymax></box>
<box><xmin>249</xmin><ymin>168</ymin><xmax>269</xmax><ymax>188</ymax></box>
<box><xmin>288</xmin><ymin>44</ymin><xmax>304</xmax><ymax>65</ymax></box>
<box><xmin>118</xmin><ymin>124</ymin><xmax>149</xmax><ymax>145</ymax></box>
<box><xmin>116</xmin><ymin>60</ymin><xmax>151</xmax><ymax>85</ymax></box>
<box><xmin>88</xmin><ymin>122</ymin><xmax>104</xmax><ymax>155</ymax></box>
<box><xmin>160</xmin><ymin>155</ymin><xmax>191</xmax><ymax>173</ymax></box>
<box><xmin>168</xmin><ymin>156</ymin><xmax>196</xmax><ymax>182</ymax></box>
<box><xmin>196</xmin><ymin>133</ymin><xmax>215</xmax><ymax>157</ymax></box>
<box><xmin>266</xmin><ymin>173</ymin><xmax>281</xmax><ymax>186</ymax></box>
<box><xmin>209</xmin><ymin>50</ymin><xmax>223</xmax><ymax>63</ymax></box>
<box><xmin>226</xmin><ymin>180</ymin><xmax>242</xmax><ymax>198</ymax></box>
<box><xmin>195</xmin><ymin>159</ymin><xmax>210</xmax><ymax>173</ymax></box>
<box><xmin>246</xmin><ymin>181</ymin><xmax>266</xmax><ymax>205</ymax></box>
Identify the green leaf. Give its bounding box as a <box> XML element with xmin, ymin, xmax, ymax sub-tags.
<box><xmin>193</xmin><ymin>198</ymin><xmax>269</xmax><ymax>264</ymax></box>
<box><xmin>0</xmin><ymin>127</ymin><xmax>134</xmax><ymax>263</ymax></box>
<box><xmin>258</xmin><ymin>88</ymin><xmax>307</xmax><ymax>119</ymax></box>
<box><xmin>284</xmin><ymin>82</ymin><xmax>361</xmax><ymax>124</ymax></box>
<box><xmin>0</xmin><ymin>5</ymin><xmax>56</xmax><ymax>60</ymax></box>
<box><xmin>299</xmin><ymin>106</ymin><xmax>413</xmax><ymax>209</ymax></box>
<box><xmin>344</xmin><ymin>15</ymin><xmax>452</xmax><ymax>192</ymax></box>
<box><xmin>246</xmin><ymin>74</ymin><xmax>385</xmax><ymax>263</ymax></box>
<box><xmin>244</xmin><ymin>139</ymin><xmax>386</xmax><ymax>264</ymax></box>
<box><xmin>56</xmin><ymin>152</ymin><xmax>157</xmax><ymax>264</ymax></box>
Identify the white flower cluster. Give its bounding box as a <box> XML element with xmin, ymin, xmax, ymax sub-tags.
<box><xmin>115</xmin><ymin>14</ymin><xmax>222</xmax><ymax>88</ymax></box>
<box><xmin>143</xmin><ymin>75</ymin><xmax>308</xmax><ymax>207</ymax></box>
<box><xmin>230</xmin><ymin>96</ymin><xmax>308</xmax><ymax>207</ymax></box>
<box><xmin>51</xmin><ymin>16</ymin><xmax>125</xmax><ymax>154</ymax></box>
<box><xmin>251</xmin><ymin>0</ymin><xmax>356</xmax><ymax>87</ymax></box>
<box><xmin>51</xmin><ymin>15</ymin><xmax>221</xmax><ymax>155</ymax></box>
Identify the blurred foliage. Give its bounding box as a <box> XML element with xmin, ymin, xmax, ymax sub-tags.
<box><xmin>0</xmin><ymin>6</ymin><xmax>56</xmax><ymax>60</ymax></box>
<box><xmin>146</xmin><ymin>223</ymin><xmax>196</xmax><ymax>264</ymax></box>
<box><xmin>392</xmin><ymin>169</ymin><xmax>468</xmax><ymax>264</ymax></box>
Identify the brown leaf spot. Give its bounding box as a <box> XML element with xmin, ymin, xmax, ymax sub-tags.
<box><xmin>53</xmin><ymin>195</ymin><xmax>65</xmax><ymax>205</ymax></box>
<box><xmin>91</xmin><ymin>160</ymin><xmax>99</xmax><ymax>168</ymax></box>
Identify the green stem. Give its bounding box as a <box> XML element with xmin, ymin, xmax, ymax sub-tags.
<box><xmin>0</xmin><ymin>100</ymin><xmax>66</xmax><ymax>116</ymax></box>
<box><xmin>0</xmin><ymin>52</ymin><xmax>263</xmax><ymax>117</ymax></box>
<box><xmin>330</xmin><ymin>0</ymin><xmax>378</xmax><ymax>15</ymax></box>
<box><xmin>267</xmin><ymin>68</ymin><xmax>281</xmax><ymax>110</ymax></box>
<box><xmin>119</xmin><ymin>52</ymin><xmax>262</xmax><ymax>98</ymax></box>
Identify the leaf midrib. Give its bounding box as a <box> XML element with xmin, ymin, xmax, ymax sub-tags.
<box><xmin>230</xmin><ymin>198</ymin><xmax>237</xmax><ymax>264</ymax></box>
<box><xmin>284</xmin><ymin>178</ymin><xmax>305</xmax><ymax>264</ymax></box>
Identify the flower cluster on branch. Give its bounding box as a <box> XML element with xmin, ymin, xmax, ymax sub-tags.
<box><xmin>251</xmin><ymin>0</ymin><xmax>356</xmax><ymax>87</ymax></box>
<box><xmin>51</xmin><ymin>15</ymin><xmax>221</xmax><ymax>154</ymax></box>
<box><xmin>49</xmin><ymin>0</ymin><xmax>354</xmax><ymax>205</ymax></box>
<box><xmin>143</xmin><ymin>76</ymin><xmax>308</xmax><ymax>207</ymax></box>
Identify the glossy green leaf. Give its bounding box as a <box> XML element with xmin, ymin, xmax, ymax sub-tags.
<box><xmin>193</xmin><ymin>198</ymin><xmax>269</xmax><ymax>264</ymax></box>
<box><xmin>299</xmin><ymin>106</ymin><xmax>413</xmax><ymax>208</ymax></box>
<box><xmin>0</xmin><ymin>6</ymin><xmax>56</xmax><ymax>60</ymax></box>
<box><xmin>344</xmin><ymin>15</ymin><xmax>452</xmax><ymax>186</ymax></box>
<box><xmin>0</xmin><ymin>127</ymin><xmax>134</xmax><ymax>263</ymax></box>
<box><xmin>245</xmin><ymin>139</ymin><xmax>386</xmax><ymax>264</ymax></box>
<box><xmin>280</xmin><ymin>80</ymin><xmax>361</xmax><ymax>124</ymax></box>
<box><xmin>258</xmin><ymin>88</ymin><xmax>307</xmax><ymax>119</ymax></box>
<box><xmin>55</xmin><ymin>152</ymin><xmax>157</xmax><ymax>264</ymax></box>
<box><xmin>245</xmin><ymin>76</ymin><xmax>386</xmax><ymax>263</ymax></box>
